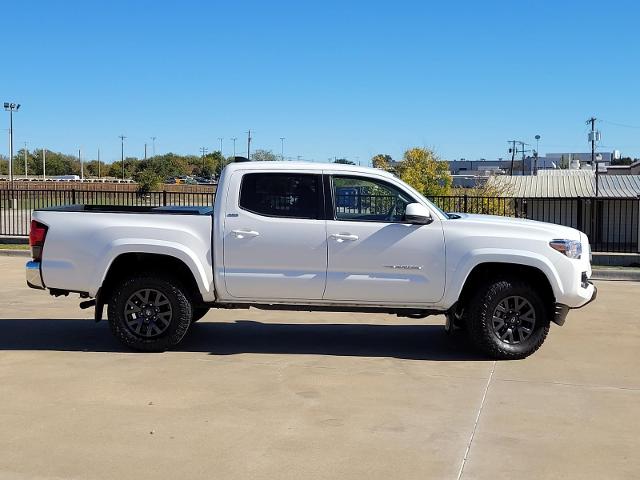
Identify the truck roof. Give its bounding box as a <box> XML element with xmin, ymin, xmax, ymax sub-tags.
<box><xmin>224</xmin><ymin>161</ymin><xmax>396</xmax><ymax>178</ymax></box>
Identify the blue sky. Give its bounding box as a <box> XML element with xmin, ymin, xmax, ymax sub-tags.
<box><xmin>2</xmin><ymin>0</ymin><xmax>639</xmax><ymax>165</ymax></box>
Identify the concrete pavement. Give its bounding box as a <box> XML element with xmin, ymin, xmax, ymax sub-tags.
<box><xmin>0</xmin><ymin>256</ymin><xmax>638</xmax><ymax>480</ymax></box>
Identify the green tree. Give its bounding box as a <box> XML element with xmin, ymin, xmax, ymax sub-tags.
<box><xmin>140</xmin><ymin>153</ymin><xmax>189</xmax><ymax>179</ymax></box>
<box><xmin>0</xmin><ymin>155</ymin><xmax>7</xmax><ymax>175</ymax></box>
<box><xmin>134</xmin><ymin>169</ymin><xmax>163</xmax><ymax>193</ymax></box>
<box><xmin>334</xmin><ymin>158</ymin><xmax>355</xmax><ymax>165</ymax></box>
<box><xmin>396</xmin><ymin>147</ymin><xmax>452</xmax><ymax>196</ymax></box>
<box><xmin>108</xmin><ymin>157</ymin><xmax>140</xmax><ymax>179</ymax></box>
<box><xmin>612</xmin><ymin>157</ymin><xmax>636</xmax><ymax>166</ymax></box>
<box><xmin>252</xmin><ymin>149</ymin><xmax>278</xmax><ymax>162</ymax></box>
<box><xmin>192</xmin><ymin>151</ymin><xmax>225</xmax><ymax>177</ymax></box>
<box><xmin>371</xmin><ymin>154</ymin><xmax>392</xmax><ymax>171</ymax></box>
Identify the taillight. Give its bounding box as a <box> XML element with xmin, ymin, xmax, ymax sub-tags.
<box><xmin>29</xmin><ymin>220</ymin><xmax>48</xmax><ymax>261</ymax></box>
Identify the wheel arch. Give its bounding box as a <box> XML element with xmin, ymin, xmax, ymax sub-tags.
<box><xmin>455</xmin><ymin>262</ymin><xmax>556</xmax><ymax>314</ymax></box>
<box><xmin>98</xmin><ymin>253</ymin><xmax>205</xmax><ymax>317</ymax></box>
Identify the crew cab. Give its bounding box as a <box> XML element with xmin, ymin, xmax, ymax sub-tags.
<box><xmin>26</xmin><ymin>162</ymin><xmax>597</xmax><ymax>359</ymax></box>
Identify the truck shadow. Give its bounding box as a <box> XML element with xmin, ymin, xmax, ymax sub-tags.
<box><xmin>0</xmin><ymin>319</ymin><xmax>487</xmax><ymax>361</ymax></box>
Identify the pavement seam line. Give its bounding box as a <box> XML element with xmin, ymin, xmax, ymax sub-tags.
<box><xmin>494</xmin><ymin>377</ymin><xmax>640</xmax><ymax>392</ymax></box>
<box><xmin>456</xmin><ymin>360</ymin><xmax>496</xmax><ymax>480</ymax></box>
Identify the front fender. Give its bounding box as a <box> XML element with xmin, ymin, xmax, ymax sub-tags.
<box><xmin>442</xmin><ymin>248</ymin><xmax>564</xmax><ymax>308</ymax></box>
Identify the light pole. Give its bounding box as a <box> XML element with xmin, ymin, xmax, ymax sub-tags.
<box><xmin>231</xmin><ymin>137</ymin><xmax>237</xmax><ymax>159</ymax></box>
<box><xmin>151</xmin><ymin>136</ymin><xmax>157</xmax><ymax>156</ymax></box>
<box><xmin>97</xmin><ymin>148</ymin><xmax>100</xmax><ymax>178</ymax></box>
<box><xmin>119</xmin><ymin>135</ymin><xmax>126</xmax><ymax>180</ymax></box>
<box><xmin>42</xmin><ymin>148</ymin><xmax>46</xmax><ymax>180</ymax></box>
<box><xmin>218</xmin><ymin>137</ymin><xmax>223</xmax><ymax>155</ymax></box>
<box><xmin>280</xmin><ymin>137</ymin><xmax>285</xmax><ymax>161</ymax></box>
<box><xmin>3</xmin><ymin>102</ymin><xmax>20</xmax><ymax>187</ymax></box>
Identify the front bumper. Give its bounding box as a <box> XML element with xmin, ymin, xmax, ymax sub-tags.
<box><xmin>26</xmin><ymin>261</ymin><xmax>45</xmax><ymax>290</ymax></box>
<box><xmin>554</xmin><ymin>283</ymin><xmax>597</xmax><ymax>326</ymax></box>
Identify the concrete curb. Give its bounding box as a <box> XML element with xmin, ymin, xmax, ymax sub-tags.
<box><xmin>592</xmin><ymin>268</ymin><xmax>640</xmax><ymax>282</ymax></box>
<box><xmin>0</xmin><ymin>249</ymin><xmax>30</xmax><ymax>257</ymax></box>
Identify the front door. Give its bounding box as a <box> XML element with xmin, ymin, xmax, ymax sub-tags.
<box><xmin>324</xmin><ymin>174</ymin><xmax>446</xmax><ymax>304</ymax></box>
<box><xmin>222</xmin><ymin>171</ymin><xmax>327</xmax><ymax>300</ymax></box>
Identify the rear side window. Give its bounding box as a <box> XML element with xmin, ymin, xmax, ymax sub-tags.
<box><xmin>239</xmin><ymin>173</ymin><xmax>322</xmax><ymax>219</ymax></box>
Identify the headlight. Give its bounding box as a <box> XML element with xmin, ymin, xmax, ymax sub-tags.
<box><xmin>549</xmin><ymin>239</ymin><xmax>582</xmax><ymax>259</ymax></box>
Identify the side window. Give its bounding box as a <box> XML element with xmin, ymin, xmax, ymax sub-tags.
<box><xmin>332</xmin><ymin>176</ymin><xmax>414</xmax><ymax>222</ymax></box>
<box><xmin>239</xmin><ymin>173</ymin><xmax>321</xmax><ymax>219</ymax></box>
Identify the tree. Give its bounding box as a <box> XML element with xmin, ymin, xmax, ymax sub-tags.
<box><xmin>194</xmin><ymin>151</ymin><xmax>225</xmax><ymax>177</ymax></box>
<box><xmin>334</xmin><ymin>158</ymin><xmax>355</xmax><ymax>165</ymax></box>
<box><xmin>612</xmin><ymin>157</ymin><xmax>636</xmax><ymax>166</ymax></box>
<box><xmin>396</xmin><ymin>147</ymin><xmax>452</xmax><ymax>197</ymax></box>
<box><xmin>135</xmin><ymin>169</ymin><xmax>162</xmax><ymax>193</ymax></box>
<box><xmin>252</xmin><ymin>149</ymin><xmax>278</xmax><ymax>162</ymax></box>
<box><xmin>371</xmin><ymin>154</ymin><xmax>392</xmax><ymax>171</ymax></box>
<box><xmin>108</xmin><ymin>157</ymin><xmax>140</xmax><ymax>179</ymax></box>
<box><xmin>140</xmin><ymin>153</ymin><xmax>189</xmax><ymax>180</ymax></box>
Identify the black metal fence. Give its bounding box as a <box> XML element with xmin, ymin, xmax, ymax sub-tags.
<box><xmin>1</xmin><ymin>189</ymin><xmax>638</xmax><ymax>253</ymax></box>
<box><xmin>429</xmin><ymin>195</ymin><xmax>639</xmax><ymax>253</ymax></box>
<box><xmin>0</xmin><ymin>189</ymin><xmax>214</xmax><ymax>237</ymax></box>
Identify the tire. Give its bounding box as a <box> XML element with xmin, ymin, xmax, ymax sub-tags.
<box><xmin>107</xmin><ymin>273</ymin><xmax>192</xmax><ymax>352</ymax></box>
<box><xmin>466</xmin><ymin>278</ymin><xmax>550</xmax><ymax>360</ymax></box>
<box><xmin>191</xmin><ymin>307</ymin><xmax>209</xmax><ymax>324</ymax></box>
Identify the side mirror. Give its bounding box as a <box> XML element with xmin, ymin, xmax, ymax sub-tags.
<box><xmin>404</xmin><ymin>203</ymin><xmax>433</xmax><ymax>225</ymax></box>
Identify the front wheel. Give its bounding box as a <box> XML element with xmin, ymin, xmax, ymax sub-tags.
<box><xmin>107</xmin><ymin>273</ymin><xmax>193</xmax><ymax>352</ymax></box>
<box><xmin>466</xmin><ymin>278</ymin><xmax>550</xmax><ymax>359</ymax></box>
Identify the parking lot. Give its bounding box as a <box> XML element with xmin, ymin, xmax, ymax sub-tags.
<box><xmin>0</xmin><ymin>255</ymin><xmax>638</xmax><ymax>480</ymax></box>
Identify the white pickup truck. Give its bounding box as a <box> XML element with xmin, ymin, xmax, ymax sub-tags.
<box><xmin>26</xmin><ymin>161</ymin><xmax>596</xmax><ymax>359</ymax></box>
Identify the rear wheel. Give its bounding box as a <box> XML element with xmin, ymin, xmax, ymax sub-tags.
<box><xmin>466</xmin><ymin>278</ymin><xmax>550</xmax><ymax>359</ymax></box>
<box><xmin>107</xmin><ymin>274</ymin><xmax>192</xmax><ymax>352</ymax></box>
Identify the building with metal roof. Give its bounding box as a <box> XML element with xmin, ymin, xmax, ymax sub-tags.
<box><xmin>488</xmin><ymin>170</ymin><xmax>640</xmax><ymax>198</ymax></box>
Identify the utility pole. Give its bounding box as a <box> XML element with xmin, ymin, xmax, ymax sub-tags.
<box><xmin>24</xmin><ymin>142</ymin><xmax>28</xmax><ymax>178</ymax></box>
<box><xmin>119</xmin><ymin>135</ymin><xmax>126</xmax><ymax>180</ymax></box>
<box><xmin>200</xmin><ymin>146</ymin><xmax>208</xmax><ymax>171</ymax></box>
<box><xmin>42</xmin><ymin>148</ymin><xmax>46</xmax><ymax>180</ymax></box>
<box><xmin>509</xmin><ymin>140</ymin><xmax>516</xmax><ymax>176</ymax></box>
<box><xmin>586</xmin><ymin>117</ymin><xmax>600</xmax><ymax>196</ymax></box>
<box><xmin>151</xmin><ymin>136</ymin><xmax>157</xmax><ymax>156</ymax></box>
<box><xmin>280</xmin><ymin>137</ymin><xmax>285</xmax><ymax>161</ymax></box>
<box><xmin>97</xmin><ymin>148</ymin><xmax>100</xmax><ymax>178</ymax></box>
<box><xmin>247</xmin><ymin>130</ymin><xmax>252</xmax><ymax>160</ymax></box>
<box><xmin>534</xmin><ymin>135</ymin><xmax>541</xmax><ymax>175</ymax></box>
<box><xmin>78</xmin><ymin>149</ymin><xmax>83</xmax><ymax>181</ymax></box>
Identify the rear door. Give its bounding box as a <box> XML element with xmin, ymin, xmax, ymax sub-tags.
<box><xmin>323</xmin><ymin>173</ymin><xmax>446</xmax><ymax>304</ymax></box>
<box><xmin>222</xmin><ymin>170</ymin><xmax>327</xmax><ymax>300</ymax></box>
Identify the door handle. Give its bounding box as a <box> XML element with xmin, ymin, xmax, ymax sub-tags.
<box><xmin>231</xmin><ymin>229</ymin><xmax>260</xmax><ymax>239</ymax></box>
<box><xmin>330</xmin><ymin>233</ymin><xmax>359</xmax><ymax>242</ymax></box>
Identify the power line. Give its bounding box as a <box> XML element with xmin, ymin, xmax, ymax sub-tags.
<box><xmin>599</xmin><ymin>119</ymin><xmax>640</xmax><ymax>129</ymax></box>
